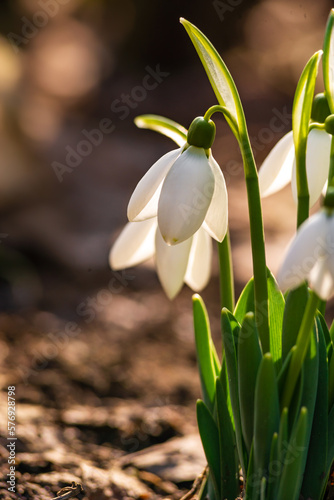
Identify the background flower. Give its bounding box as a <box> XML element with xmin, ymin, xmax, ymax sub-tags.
<box><xmin>110</xmin><ymin>218</ymin><xmax>212</xmax><ymax>299</ymax></box>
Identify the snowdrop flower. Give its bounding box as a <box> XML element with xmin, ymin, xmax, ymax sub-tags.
<box><xmin>277</xmin><ymin>209</ymin><xmax>334</xmax><ymax>300</ymax></box>
<box><xmin>127</xmin><ymin>117</ymin><xmax>228</xmax><ymax>246</ymax></box>
<box><xmin>109</xmin><ymin>218</ymin><xmax>212</xmax><ymax>299</ymax></box>
<box><xmin>259</xmin><ymin>94</ymin><xmax>332</xmax><ymax>207</ymax></box>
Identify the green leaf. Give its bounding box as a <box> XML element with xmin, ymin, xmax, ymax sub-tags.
<box><xmin>253</xmin><ymin>353</ymin><xmax>280</xmax><ymax>474</ymax></box>
<box><xmin>282</xmin><ymin>284</ymin><xmax>309</xmax><ymax>362</ymax></box>
<box><xmin>292</xmin><ymin>50</ymin><xmax>322</xmax><ymax>158</ymax></box>
<box><xmin>196</xmin><ymin>399</ymin><xmax>221</xmax><ymax>500</ymax></box>
<box><xmin>266</xmin><ymin>432</ymin><xmax>278</xmax><ymax>500</ymax></box>
<box><xmin>327</xmin><ymin>404</ymin><xmax>334</xmax><ymax>471</ymax></box>
<box><xmin>180</xmin><ymin>18</ymin><xmax>245</xmax><ymax>136</ymax></box>
<box><xmin>323</xmin><ymin>9</ymin><xmax>334</xmax><ymax>113</ymax></box>
<box><xmin>276</xmin><ymin>408</ymin><xmax>309</xmax><ymax>500</ymax></box>
<box><xmin>134</xmin><ymin>114</ymin><xmax>187</xmax><ymax>146</ymax></box>
<box><xmin>234</xmin><ymin>277</ymin><xmax>254</xmax><ymax>324</ymax></box>
<box><xmin>267</xmin><ymin>269</ymin><xmax>284</xmax><ymax>369</ymax></box>
<box><xmin>245</xmin><ymin>444</ymin><xmax>260</xmax><ymax>500</ymax></box>
<box><xmin>215</xmin><ymin>378</ymin><xmax>239</xmax><ymax>500</ymax></box>
<box><xmin>235</xmin><ymin>270</ymin><xmax>284</xmax><ymax>366</ymax></box>
<box><xmin>301</xmin><ymin>325</ymin><xmax>328</xmax><ymax>500</ymax></box>
<box><xmin>193</xmin><ymin>295</ymin><xmax>217</xmax><ymax>411</ymax></box>
<box><xmin>210</xmin><ymin>338</ymin><xmax>221</xmax><ymax>377</ymax></box>
<box><xmin>238</xmin><ymin>312</ymin><xmax>263</xmax><ymax>454</ymax></box>
<box><xmin>221</xmin><ymin>308</ymin><xmax>247</xmax><ymax>474</ymax></box>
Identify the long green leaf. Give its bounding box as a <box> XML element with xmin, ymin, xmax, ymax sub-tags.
<box><xmin>253</xmin><ymin>353</ymin><xmax>280</xmax><ymax>474</ymax></box>
<box><xmin>323</xmin><ymin>9</ymin><xmax>334</xmax><ymax>113</ymax></box>
<box><xmin>266</xmin><ymin>432</ymin><xmax>278</xmax><ymax>500</ymax></box>
<box><xmin>282</xmin><ymin>284</ymin><xmax>309</xmax><ymax>362</ymax></box>
<box><xmin>301</xmin><ymin>325</ymin><xmax>328</xmax><ymax>500</ymax></box>
<box><xmin>215</xmin><ymin>378</ymin><xmax>239</xmax><ymax>500</ymax></box>
<box><xmin>193</xmin><ymin>295</ymin><xmax>216</xmax><ymax>411</ymax></box>
<box><xmin>292</xmin><ymin>50</ymin><xmax>322</xmax><ymax>158</ymax></box>
<box><xmin>267</xmin><ymin>269</ymin><xmax>284</xmax><ymax>369</ymax></box>
<box><xmin>134</xmin><ymin>114</ymin><xmax>187</xmax><ymax>146</ymax></box>
<box><xmin>277</xmin><ymin>408</ymin><xmax>309</xmax><ymax>500</ymax></box>
<box><xmin>238</xmin><ymin>312</ymin><xmax>262</xmax><ymax>454</ymax></box>
<box><xmin>180</xmin><ymin>18</ymin><xmax>245</xmax><ymax>135</ymax></box>
<box><xmin>234</xmin><ymin>277</ymin><xmax>254</xmax><ymax>324</ymax></box>
<box><xmin>221</xmin><ymin>308</ymin><xmax>246</xmax><ymax>474</ymax></box>
<box><xmin>327</xmin><ymin>404</ymin><xmax>334</xmax><ymax>472</ymax></box>
<box><xmin>197</xmin><ymin>400</ymin><xmax>221</xmax><ymax>500</ymax></box>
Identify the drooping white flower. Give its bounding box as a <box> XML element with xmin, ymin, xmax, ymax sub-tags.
<box><xmin>109</xmin><ymin>218</ymin><xmax>212</xmax><ymax>299</ymax></box>
<box><xmin>127</xmin><ymin>118</ymin><xmax>228</xmax><ymax>246</ymax></box>
<box><xmin>259</xmin><ymin>128</ymin><xmax>331</xmax><ymax>207</ymax></box>
<box><xmin>277</xmin><ymin>210</ymin><xmax>334</xmax><ymax>299</ymax></box>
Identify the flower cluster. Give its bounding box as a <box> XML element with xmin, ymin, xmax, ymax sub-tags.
<box><xmin>110</xmin><ymin>117</ymin><xmax>228</xmax><ymax>298</ymax></box>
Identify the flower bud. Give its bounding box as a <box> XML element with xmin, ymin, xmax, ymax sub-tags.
<box><xmin>311</xmin><ymin>93</ymin><xmax>331</xmax><ymax>123</ymax></box>
<box><xmin>187</xmin><ymin>116</ymin><xmax>216</xmax><ymax>149</ymax></box>
<box><xmin>325</xmin><ymin>114</ymin><xmax>334</xmax><ymax>135</ymax></box>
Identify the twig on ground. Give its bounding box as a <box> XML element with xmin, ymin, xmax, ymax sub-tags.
<box><xmin>179</xmin><ymin>466</ymin><xmax>208</xmax><ymax>500</ymax></box>
<box><xmin>51</xmin><ymin>481</ymin><xmax>84</xmax><ymax>500</ymax></box>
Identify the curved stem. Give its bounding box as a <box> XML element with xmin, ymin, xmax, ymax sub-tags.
<box><xmin>281</xmin><ymin>290</ymin><xmax>319</xmax><ymax>409</ymax></box>
<box><xmin>217</xmin><ymin>229</ymin><xmax>235</xmax><ymax>312</ymax></box>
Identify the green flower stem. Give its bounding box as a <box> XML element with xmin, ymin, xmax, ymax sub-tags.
<box><xmin>281</xmin><ymin>290</ymin><xmax>320</xmax><ymax>409</ymax></box>
<box><xmin>240</xmin><ymin>133</ymin><xmax>270</xmax><ymax>354</ymax></box>
<box><xmin>217</xmin><ymin>229</ymin><xmax>235</xmax><ymax>312</ymax></box>
<box><xmin>205</xmin><ymin>104</ymin><xmax>269</xmax><ymax>352</ymax></box>
<box><xmin>296</xmin><ymin>143</ymin><xmax>309</xmax><ymax>228</ymax></box>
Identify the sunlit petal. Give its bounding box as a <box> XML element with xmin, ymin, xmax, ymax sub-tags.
<box><xmin>309</xmin><ymin>256</ymin><xmax>334</xmax><ymax>300</ymax></box>
<box><xmin>127</xmin><ymin>148</ymin><xmax>181</xmax><ymax>221</ymax></box>
<box><xmin>277</xmin><ymin>211</ymin><xmax>328</xmax><ymax>292</ymax></box>
<box><xmin>158</xmin><ymin>146</ymin><xmax>215</xmax><ymax>245</ymax></box>
<box><xmin>155</xmin><ymin>228</ymin><xmax>192</xmax><ymax>299</ymax></box>
<box><xmin>184</xmin><ymin>227</ymin><xmax>212</xmax><ymax>291</ymax></box>
<box><xmin>109</xmin><ymin>219</ymin><xmax>156</xmax><ymax>270</ymax></box>
<box><xmin>202</xmin><ymin>155</ymin><xmax>228</xmax><ymax>242</ymax></box>
<box><xmin>291</xmin><ymin>129</ymin><xmax>331</xmax><ymax>207</ymax></box>
<box><xmin>258</xmin><ymin>131</ymin><xmax>295</xmax><ymax>197</ymax></box>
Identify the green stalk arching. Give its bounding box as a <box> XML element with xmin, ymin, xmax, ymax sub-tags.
<box><xmin>205</xmin><ymin>105</ymin><xmax>270</xmax><ymax>353</ymax></box>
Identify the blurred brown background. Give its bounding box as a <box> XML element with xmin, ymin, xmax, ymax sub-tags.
<box><xmin>0</xmin><ymin>2</ymin><xmax>334</xmax><ymax>497</ymax></box>
<box><xmin>0</xmin><ymin>0</ymin><xmax>331</xmax><ymax>315</ymax></box>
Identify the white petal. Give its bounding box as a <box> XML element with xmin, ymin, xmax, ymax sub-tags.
<box><xmin>155</xmin><ymin>228</ymin><xmax>192</xmax><ymax>299</ymax></box>
<box><xmin>277</xmin><ymin>211</ymin><xmax>328</xmax><ymax>292</ymax></box>
<box><xmin>291</xmin><ymin>129</ymin><xmax>331</xmax><ymax>207</ymax></box>
<box><xmin>109</xmin><ymin>219</ymin><xmax>157</xmax><ymax>270</ymax></box>
<box><xmin>258</xmin><ymin>131</ymin><xmax>295</xmax><ymax>197</ymax></box>
<box><xmin>127</xmin><ymin>148</ymin><xmax>181</xmax><ymax>221</ymax></box>
<box><xmin>309</xmin><ymin>256</ymin><xmax>334</xmax><ymax>300</ymax></box>
<box><xmin>158</xmin><ymin>146</ymin><xmax>215</xmax><ymax>245</ymax></box>
<box><xmin>202</xmin><ymin>155</ymin><xmax>228</xmax><ymax>242</ymax></box>
<box><xmin>184</xmin><ymin>228</ymin><xmax>212</xmax><ymax>291</ymax></box>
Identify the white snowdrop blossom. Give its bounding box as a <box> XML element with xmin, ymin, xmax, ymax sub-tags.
<box><xmin>127</xmin><ymin>145</ymin><xmax>228</xmax><ymax>246</ymax></box>
<box><xmin>277</xmin><ymin>210</ymin><xmax>334</xmax><ymax>300</ymax></box>
<box><xmin>258</xmin><ymin>128</ymin><xmax>331</xmax><ymax>207</ymax></box>
<box><xmin>109</xmin><ymin>218</ymin><xmax>212</xmax><ymax>299</ymax></box>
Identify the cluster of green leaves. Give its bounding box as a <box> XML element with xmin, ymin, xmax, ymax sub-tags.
<box><xmin>193</xmin><ymin>275</ymin><xmax>334</xmax><ymax>500</ymax></box>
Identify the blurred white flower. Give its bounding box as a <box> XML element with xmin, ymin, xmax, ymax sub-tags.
<box><xmin>277</xmin><ymin>210</ymin><xmax>334</xmax><ymax>299</ymax></box>
<box><xmin>259</xmin><ymin>128</ymin><xmax>331</xmax><ymax>206</ymax></box>
<box><xmin>109</xmin><ymin>218</ymin><xmax>212</xmax><ymax>299</ymax></box>
<box><xmin>127</xmin><ymin>145</ymin><xmax>228</xmax><ymax>245</ymax></box>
